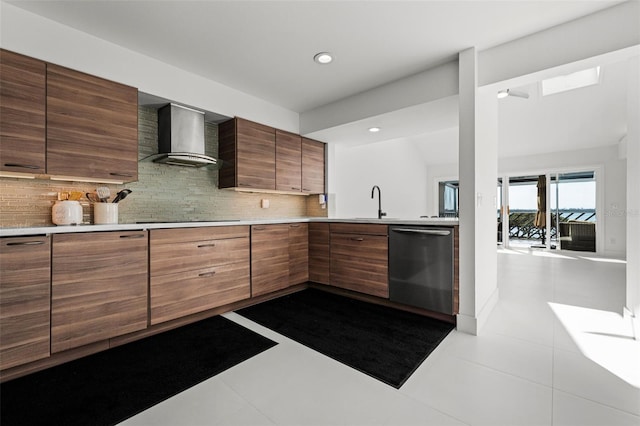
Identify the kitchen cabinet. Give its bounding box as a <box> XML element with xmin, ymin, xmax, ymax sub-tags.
<box><xmin>251</xmin><ymin>223</ymin><xmax>308</xmax><ymax>296</ymax></box>
<box><xmin>0</xmin><ymin>49</ymin><xmax>46</xmax><ymax>175</ymax></box>
<box><xmin>251</xmin><ymin>224</ymin><xmax>290</xmax><ymax>296</ymax></box>
<box><xmin>276</xmin><ymin>129</ymin><xmax>302</xmax><ymax>192</ymax></box>
<box><xmin>0</xmin><ymin>236</ymin><xmax>50</xmax><ymax>370</ymax></box>
<box><xmin>46</xmin><ymin>64</ymin><xmax>138</xmax><ymax>183</ymax></box>
<box><xmin>330</xmin><ymin>223</ymin><xmax>389</xmax><ymax>298</ymax></box>
<box><xmin>51</xmin><ymin>231</ymin><xmax>148</xmax><ymax>353</ymax></box>
<box><xmin>288</xmin><ymin>223</ymin><xmax>309</xmax><ymax>285</ymax></box>
<box><xmin>219</xmin><ymin>117</ymin><xmax>276</xmax><ymax>190</ymax></box>
<box><xmin>308</xmin><ymin>222</ymin><xmax>330</xmax><ymax>284</ymax></box>
<box><xmin>302</xmin><ymin>138</ymin><xmax>325</xmax><ymax>194</ymax></box>
<box><xmin>150</xmin><ymin>226</ymin><xmax>250</xmax><ymax>325</ymax></box>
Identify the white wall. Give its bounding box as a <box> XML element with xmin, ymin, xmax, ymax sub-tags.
<box><xmin>331</xmin><ymin>140</ymin><xmax>428</xmax><ymax>219</ymax></box>
<box><xmin>0</xmin><ymin>2</ymin><xmax>299</xmax><ymax>132</ymax></box>
<box><xmin>425</xmin><ymin>145</ymin><xmax>628</xmax><ymax>256</ymax></box>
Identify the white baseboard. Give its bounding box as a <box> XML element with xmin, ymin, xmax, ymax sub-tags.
<box><xmin>456</xmin><ymin>287</ymin><xmax>500</xmax><ymax>336</ymax></box>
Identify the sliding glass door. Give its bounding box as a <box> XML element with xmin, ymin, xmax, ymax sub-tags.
<box><xmin>551</xmin><ymin>171</ymin><xmax>597</xmax><ymax>252</ymax></box>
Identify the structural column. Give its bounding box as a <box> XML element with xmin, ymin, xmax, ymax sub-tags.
<box><xmin>627</xmin><ymin>56</ymin><xmax>640</xmax><ymax>339</ymax></box>
<box><xmin>457</xmin><ymin>48</ymin><xmax>499</xmax><ymax>335</ymax></box>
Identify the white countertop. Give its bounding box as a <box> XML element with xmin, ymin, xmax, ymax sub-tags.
<box><xmin>0</xmin><ymin>217</ymin><xmax>458</xmax><ymax>237</ymax></box>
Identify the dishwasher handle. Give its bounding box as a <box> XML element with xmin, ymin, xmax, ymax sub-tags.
<box><xmin>391</xmin><ymin>228</ymin><xmax>451</xmax><ymax>236</ymax></box>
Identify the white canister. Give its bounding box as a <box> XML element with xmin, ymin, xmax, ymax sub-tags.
<box><xmin>94</xmin><ymin>203</ymin><xmax>118</xmax><ymax>225</ymax></box>
<box><xmin>52</xmin><ymin>201</ymin><xmax>83</xmax><ymax>225</ymax></box>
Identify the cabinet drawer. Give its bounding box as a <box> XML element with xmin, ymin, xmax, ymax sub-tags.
<box><xmin>329</xmin><ymin>223</ymin><xmax>388</xmax><ymax>236</ymax></box>
<box><xmin>151</xmin><ymin>235</ymin><xmax>249</xmax><ymax>276</ymax></box>
<box><xmin>150</xmin><ymin>225</ymin><xmax>249</xmax><ymax>245</ymax></box>
<box><xmin>150</xmin><ymin>261</ymin><xmax>250</xmax><ymax>325</ymax></box>
<box><xmin>330</xmin><ymin>233</ymin><xmax>388</xmax><ymax>298</ymax></box>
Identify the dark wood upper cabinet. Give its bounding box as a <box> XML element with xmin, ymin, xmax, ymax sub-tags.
<box><xmin>0</xmin><ymin>49</ymin><xmax>46</xmax><ymax>174</ymax></box>
<box><xmin>276</xmin><ymin>129</ymin><xmax>302</xmax><ymax>192</ymax></box>
<box><xmin>219</xmin><ymin>117</ymin><xmax>276</xmax><ymax>190</ymax></box>
<box><xmin>46</xmin><ymin>64</ymin><xmax>138</xmax><ymax>182</ymax></box>
<box><xmin>0</xmin><ymin>236</ymin><xmax>51</xmax><ymax>371</ymax></box>
<box><xmin>302</xmin><ymin>138</ymin><xmax>325</xmax><ymax>194</ymax></box>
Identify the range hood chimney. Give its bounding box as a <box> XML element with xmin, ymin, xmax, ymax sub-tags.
<box><xmin>154</xmin><ymin>103</ymin><xmax>222</xmax><ymax>168</ymax></box>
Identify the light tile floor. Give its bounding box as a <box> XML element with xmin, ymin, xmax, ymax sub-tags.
<box><xmin>122</xmin><ymin>249</ymin><xmax>640</xmax><ymax>426</ymax></box>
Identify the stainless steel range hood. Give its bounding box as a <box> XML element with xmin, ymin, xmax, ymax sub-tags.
<box><xmin>153</xmin><ymin>103</ymin><xmax>222</xmax><ymax>168</ymax></box>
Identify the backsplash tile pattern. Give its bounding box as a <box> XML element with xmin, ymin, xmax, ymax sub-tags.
<box><xmin>0</xmin><ymin>106</ymin><xmax>327</xmax><ymax>228</ymax></box>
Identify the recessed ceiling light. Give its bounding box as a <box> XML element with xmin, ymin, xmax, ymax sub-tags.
<box><xmin>313</xmin><ymin>52</ymin><xmax>333</xmax><ymax>64</ymax></box>
<box><xmin>368</xmin><ymin>127</ymin><xmax>381</xmax><ymax>133</ymax></box>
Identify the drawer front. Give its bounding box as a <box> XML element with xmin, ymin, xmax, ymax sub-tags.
<box><xmin>330</xmin><ymin>233</ymin><xmax>388</xmax><ymax>298</ymax></box>
<box><xmin>329</xmin><ymin>223</ymin><xmax>388</xmax><ymax>236</ymax></box>
<box><xmin>150</xmin><ymin>225</ymin><xmax>249</xmax><ymax>245</ymax></box>
<box><xmin>0</xmin><ymin>236</ymin><xmax>51</xmax><ymax>370</ymax></box>
<box><xmin>150</xmin><ymin>261</ymin><xmax>250</xmax><ymax>325</ymax></box>
<box><xmin>151</xmin><ymin>236</ymin><xmax>250</xmax><ymax>276</ymax></box>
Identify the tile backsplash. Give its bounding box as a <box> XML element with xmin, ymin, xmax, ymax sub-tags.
<box><xmin>0</xmin><ymin>106</ymin><xmax>327</xmax><ymax>227</ymax></box>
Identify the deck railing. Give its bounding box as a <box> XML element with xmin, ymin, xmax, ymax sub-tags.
<box><xmin>505</xmin><ymin>209</ymin><xmax>596</xmax><ymax>240</ymax></box>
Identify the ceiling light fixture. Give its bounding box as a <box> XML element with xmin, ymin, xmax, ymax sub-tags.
<box><xmin>368</xmin><ymin>127</ymin><xmax>381</xmax><ymax>133</ymax></box>
<box><xmin>313</xmin><ymin>52</ymin><xmax>333</xmax><ymax>64</ymax></box>
<box><xmin>497</xmin><ymin>89</ymin><xmax>529</xmax><ymax>99</ymax></box>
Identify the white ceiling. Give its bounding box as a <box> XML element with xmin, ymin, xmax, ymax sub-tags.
<box><xmin>6</xmin><ymin>0</ymin><xmax>624</xmax><ymax>113</ymax></box>
<box><xmin>6</xmin><ymin>0</ymin><xmax>631</xmax><ymax>161</ymax></box>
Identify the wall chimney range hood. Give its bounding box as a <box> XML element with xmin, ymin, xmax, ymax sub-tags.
<box><xmin>153</xmin><ymin>103</ymin><xmax>222</xmax><ymax>168</ymax></box>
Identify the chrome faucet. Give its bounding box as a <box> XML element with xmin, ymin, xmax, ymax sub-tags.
<box><xmin>371</xmin><ymin>185</ymin><xmax>386</xmax><ymax>219</ymax></box>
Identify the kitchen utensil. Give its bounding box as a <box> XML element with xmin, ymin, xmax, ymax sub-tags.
<box><xmin>112</xmin><ymin>189</ymin><xmax>132</xmax><ymax>203</ymax></box>
<box><xmin>86</xmin><ymin>192</ymin><xmax>100</xmax><ymax>203</ymax></box>
<box><xmin>96</xmin><ymin>187</ymin><xmax>110</xmax><ymax>203</ymax></box>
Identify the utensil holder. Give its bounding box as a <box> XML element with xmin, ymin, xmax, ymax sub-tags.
<box><xmin>94</xmin><ymin>203</ymin><xmax>118</xmax><ymax>225</ymax></box>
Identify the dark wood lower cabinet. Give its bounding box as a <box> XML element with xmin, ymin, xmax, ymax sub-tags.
<box><xmin>330</xmin><ymin>224</ymin><xmax>389</xmax><ymax>298</ymax></box>
<box><xmin>251</xmin><ymin>224</ymin><xmax>290</xmax><ymax>297</ymax></box>
<box><xmin>288</xmin><ymin>223</ymin><xmax>308</xmax><ymax>285</ymax></box>
<box><xmin>309</xmin><ymin>222</ymin><xmax>330</xmax><ymax>284</ymax></box>
<box><xmin>0</xmin><ymin>236</ymin><xmax>51</xmax><ymax>370</ymax></box>
<box><xmin>51</xmin><ymin>231</ymin><xmax>148</xmax><ymax>353</ymax></box>
<box><xmin>149</xmin><ymin>226</ymin><xmax>251</xmax><ymax>325</ymax></box>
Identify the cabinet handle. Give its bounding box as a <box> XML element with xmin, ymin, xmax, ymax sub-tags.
<box><xmin>4</xmin><ymin>163</ymin><xmax>41</xmax><ymax>170</ymax></box>
<box><xmin>197</xmin><ymin>243</ymin><xmax>216</xmax><ymax>248</ymax></box>
<box><xmin>198</xmin><ymin>271</ymin><xmax>216</xmax><ymax>278</ymax></box>
<box><xmin>302</xmin><ymin>188</ymin><xmax>311</xmax><ymax>192</ymax></box>
<box><xmin>350</xmin><ymin>237</ymin><xmax>365</xmax><ymax>242</ymax></box>
<box><xmin>239</xmin><ymin>183</ymin><xmax>253</xmax><ymax>187</ymax></box>
<box><xmin>291</xmin><ymin>187</ymin><xmax>300</xmax><ymax>190</ymax></box>
<box><xmin>6</xmin><ymin>240</ymin><xmax>45</xmax><ymax>246</ymax></box>
<box><xmin>119</xmin><ymin>234</ymin><xmax>145</xmax><ymax>239</ymax></box>
<box><xmin>110</xmin><ymin>172</ymin><xmax>134</xmax><ymax>178</ymax></box>
<box><xmin>253</xmin><ymin>226</ymin><xmax>267</xmax><ymax>231</ymax></box>
<box><xmin>290</xmin><ymin>224</ymin><xmax>300</xmax><ymax>228</ymax></box>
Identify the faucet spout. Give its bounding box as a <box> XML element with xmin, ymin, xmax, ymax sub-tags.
<box><xmin>370</xmin><ymin>185</ymin><xmax>386</xmax><ymax>219</ymax></box>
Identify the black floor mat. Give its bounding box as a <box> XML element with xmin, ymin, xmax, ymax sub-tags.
<box><xmin>237</xmin><ymin>288</ymin><xmax>454</xmax><ymax>388</ymax></box>
<box><xmin>0</xmin><ymin>315</ymin><xmax>277</xmax><ymax>426</ymax></box>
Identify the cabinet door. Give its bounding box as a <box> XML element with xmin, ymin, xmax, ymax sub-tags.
<box><xmin>251</xmin><ymin>224</ymin><xmax>289</xmax><ymax>297</ymax></box>
<box><xmin>276</xmin><ymin>130</ymin><xmax>302</xmax><ymax>192</ymax></box>
<box><xmin>0</xmin><ymin>50</ymin><xmax>46</xmax><ymax>174</ymax></box>
<box><xmin>288</xmin><ymin>223</ymin><xmax>308</xmax><ymax>285</ymax></box>
<box><xmin>309</xmin><ymin>222</ymin><xmax>330</xmax><ymax>285</ymax></box>
<box><xmin>330</xmin><ymin>233</ymin><xmax>389</xmax><ymax>298</ymax></box>
<box><xmin>0</xmin><ymin>236</ymin><xmax>50</xmax><ymax>370</ymax></box>
<box><xmin>236</xmin><ymin>118</ymin><xmax>275</xmax><ymax>190</ymax></box>
<box><xmin>46</xmin><ymin>64</ymin><xmax>138</xmax><ymax>182</ymax></box>
<box><xmin>51</xmin><ymin>231</ymin><xmax>148</xmax><ymax>353</ymax></box>
<box><xmin>302</xmin><ymin>138</ymin><xmax>325</xmax><ymax>194</ymax></box>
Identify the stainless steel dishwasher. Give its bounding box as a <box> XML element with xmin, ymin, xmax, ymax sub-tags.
<box><xmin>389</xmin><ymin>226</ymin><xmax>454</xmax><ymax>314</ymax></box>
